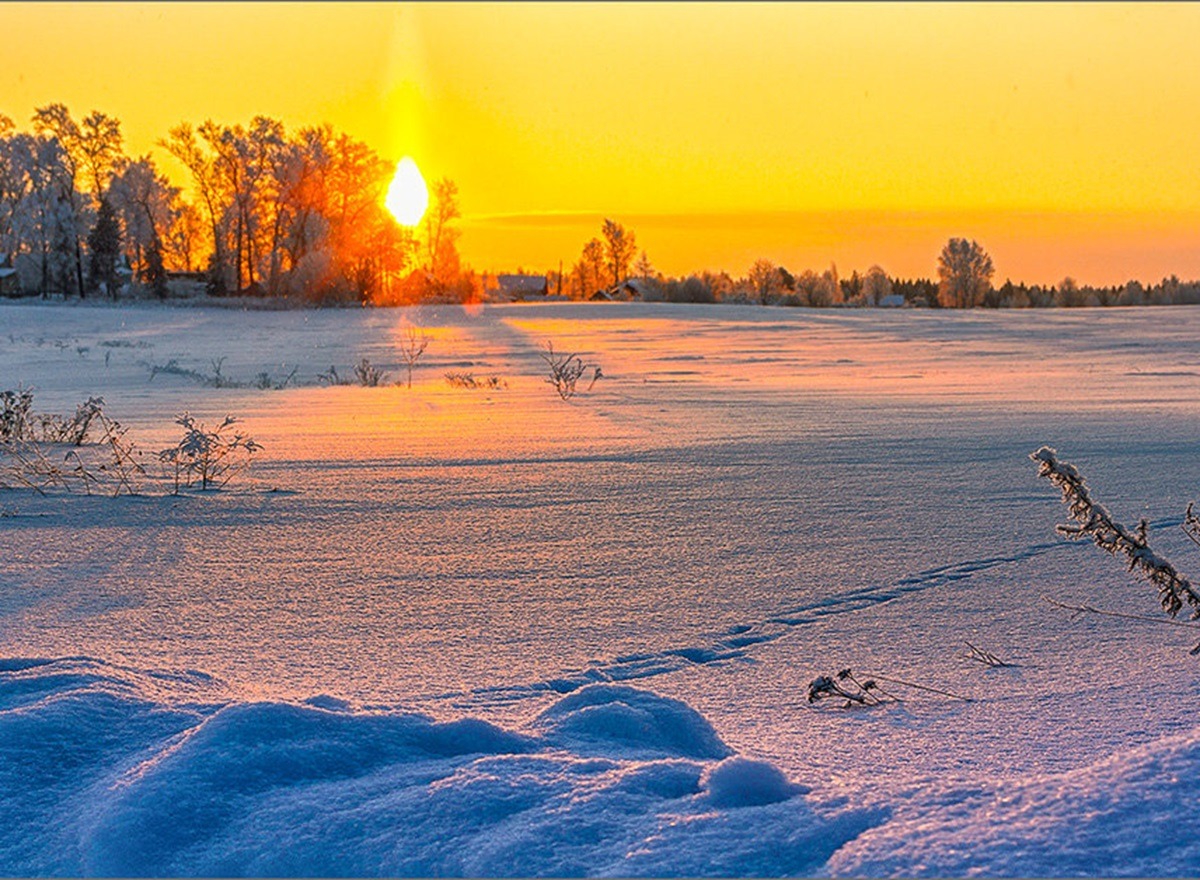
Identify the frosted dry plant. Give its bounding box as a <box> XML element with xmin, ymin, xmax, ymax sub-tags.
<box><xmin>0</xmin><ymin>389</ymin><xmax>34</xmax><ymax>442</ymax></box>
<box><xmin>317</xmin><ymin>365</ymin><xmax>351</xmax><ymax>386</ymax></box>
<box><xmin>807</xmin><ymin>667</ymin><xmax>972</xmax><ymax>709</ymax></box>
<box><xmin>807</xmin><ymin>669</ymin><xmax>894</xmax><ymax>708</ymax></box>
<box><xmin>445</xmin><ymin>371</ymin><xmax>506</xmax><ymax>390</ymax></box>
<box><xmin>962</xmin><ymin>641</ymin><xmax>1014</xmax><ymax>668</ymax></box>
<box><xmin>1031</xmin><ymin>445</ymin><xmax>1200</xmax><ymax>652</ymax></box>
<box><xmin>399</xmin><ymin>325</ymin><xmax>430</xmax><ymax>389</ymax></box>
<box><xmin>0</xmin><ymin>392</ymin><xmax>145</xmax><ymax>496</ymax></box>
<box><xmin>159</xmin><ymin>414</ymin><xmax>261</xmax><ymax>494</ymax></box>
<box><xmin>254</xmin><ymin>366</ymin><xmax>299</xmax><ymax>390</ymax></box>
<box><xmin>319</xmin><ymin>359</ymin><xmax>390</xmax><ymax>387</ymax></box>
<box><xmin>539</xmin><ymin>340</ymin><xmax>602</xmax><ymax>400</ymax></box>
<box><xmin>353</xmin><ymin>357</ymin><xmax>389</xmax><ymax>387</ymax></box>
<box><xmin>149</xmin><ymin>357</ymin><xmax>243</xmax><ymax>388</ymax></box>
<box><xmin>38</xmin><ymin>396</ymin><xmax>105</xmax><ymax>446</ymax></box>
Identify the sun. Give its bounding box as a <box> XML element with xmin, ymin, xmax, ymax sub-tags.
<box><xmin>385</xmin><ymin>157</ymin><xmax>429</xmax><ymax>227</ymax></box>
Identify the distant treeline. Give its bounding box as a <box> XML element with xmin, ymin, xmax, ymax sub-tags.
<box><xmin>1</xmin><ymin>105</ymin><xmax>1196</xmax><ymax>309</ymax></box>
<box><xmin>550</xmin><ymin>230</ymin><xmax>1200</xmax><ymax>309</ymax></box>
<box><xmin>634</xmin><ymin>273</ymin><xmax>1200</xmax><ymax>309</ymax></box>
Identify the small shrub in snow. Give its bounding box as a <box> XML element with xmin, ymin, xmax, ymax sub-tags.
<box><xmin>319</xmin><ymin>360</ymin><xmax>390</xmax><ymax>387</ymax></box>
<box><xmin>539</xmin><ymin>341</ymin><xmax>602</xmax><ymax>400</ymax></box>
<box><xmin>254</xmin><ymin>367</ymin><xmax>299</xmax><ymax>390</ymax></box>
<box><xmin>399</xmin><ymin>326</ymin><xmax>430</xmax><ymax>389</ymax></box>
<box><xmin>158</xmin><ymin>414</ymin><xmax>261</xmax><ymax>494</ymax></box>
<box><xmin>39</xmin><ymin>396</ymin><xmax>105</xmax><ymax>446</ymax></box>
<box><xmin>0</xmin><ymin>389</ymin><xmax>34</xmax><ymax>442</ymax></box>
<box><xmin>1031</xmin><ymin>446</ymin><xmax>1200</xmax><ymax>649</ymax></box>
<box><xmin>0</xmin><ymin>393</ymin><xmax>145</xmax><ymax>496</ymax></box>
<box><xmin>149</xmin><ymin>357</ymin><xmax>243</xmax><ymax>388</ymax></box>
<box><xmin>444</xmin><ymin>372</ymin><xmax>506</xmax><ymax>390</ymax></box>
<box><xmin>317</xmin><ymin>365</ymin><xmax>351</xmax><ymax>386</ymax></box>
<box><xmin>353</xmin><ymin>358</ymin><xmax>388</xmax><ymax>387</ymax></box>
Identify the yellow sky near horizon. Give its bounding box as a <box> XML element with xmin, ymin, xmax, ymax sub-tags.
<box><xmin>3</xmin><ymin>2</ymin><xmax>1199</xmax><ymax>285</ymax></box>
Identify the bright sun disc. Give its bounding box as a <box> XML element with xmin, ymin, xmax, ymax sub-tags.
<box><xmin>385</xmin><ymin>157</ymin><xmax>429</xmax><ymax>226</ymax></box>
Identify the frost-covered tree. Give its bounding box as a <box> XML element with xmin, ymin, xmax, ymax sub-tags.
<box><xmin>937</xmin><ymin>237</ymin><xmax>994</xmax><ymax>308</ymax></box>
<box><xmin>861</xmin><ymin>265</ymin><xmax>893</xmax><ymax>306</ymax></box>
<box><xmin>0</xmin><ymin>116</ymin><xmax>29</xmax><ymax>258</ymax></box>
<box><xmin>748</xmin><ymin>258</ymin><xmax>783</xmax><ymax>305</ymax></box>
<box><xmin>1054</xmin><ymin>276</ymin><xmax>1083</xmax><ymax>308</ymax></box>
<box><xmin>109</xmin><ymin>156</ymin><xmax>179</xmax><ymax>283</ymax></box>
<box><xmin>31</xmin><ymin>105</ymin><xmax>94</xmax><ymax>297</ymax></box>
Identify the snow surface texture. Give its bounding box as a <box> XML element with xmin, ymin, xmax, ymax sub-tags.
<box><xmin>4</xmin><ymin>301</ymin><xmax>1200</xmax><ymax>876</ymax></box>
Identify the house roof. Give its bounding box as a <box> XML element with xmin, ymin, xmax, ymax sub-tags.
<box><xmin>497</xmin><ymin>274</ymin><xmax>547</xmax><ymax>293</ymax></box>
<box><xmin>0</xmin><ymin>268</ymin><xmax>16</xmax><ymax>279</ymax></box>
<box><xmin>607</xmin><ymin>278</ymin><xmax>650</xmax><ymax>295</ymax></box>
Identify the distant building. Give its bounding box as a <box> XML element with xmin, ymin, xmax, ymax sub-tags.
<box><xmin>495</xmin><ymin>274</ymin><xmax>549</xmax><ymax>301</ymax></box>
<box><xmin>606</xmin><ymin>278</ymin><xmax>653</xmax><ymax>301</ymax></box>
<box><xmin>0</xmin><ymin>254</ymin><xmax>18</xmax><ymax>296</ymax></box>
<box><xmin>878</xmin><ymin>293</ymin><xmax>906</xmax><ymax>308</ymax></box>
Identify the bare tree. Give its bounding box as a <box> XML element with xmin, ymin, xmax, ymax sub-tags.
<box><xmin>601</xmin><ymin>218</ymin><xmax>636</xmax><ymax>288</ymax></box>
<box><xmin>748</xmin><ymin>258</ymin><xmax>783</xmax><ymax>305</ymax></box>
<box><xmin>422</xmin><ymin>177</ymin><xmax>461</xmax><ymax>290</ymax></box>
<box><xmin>77</xmin><ymin>111</ymin><xmax>124</xmax><ymax>201</ymax></box>
<box><xmin>399</xmin><ymin>324</ymin><xmax>430</xmax><ymax>388</ymax></box>
<box><xmin>937</xmin><ymin>238</ymin><xmax>994</xmax><ymax>308</ymax></box>
<box><xmin>633</xmin><ymin>249</ymin><xmax>654</xmax><ymax>279</ymax></box>
<box><xmin>575</xmin><ymin>237</ymin><xmax>606</xmax><ymax>297</ymax></box>
<box><xmin>161</xmin><ymin>123</ymin><xmax>229</xmax><ymax>291</ymax></box>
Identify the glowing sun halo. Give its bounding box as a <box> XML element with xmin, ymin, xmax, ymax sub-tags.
<box><xmin>385</xmin><ymin>157</ymin><xmax>429</xmax><ymax>226</ymax></box>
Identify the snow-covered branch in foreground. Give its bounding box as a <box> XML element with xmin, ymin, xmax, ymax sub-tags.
<box><xmin>1030</xmin><ymin>446</ymin><xmax>1200</xmax><ymax>627</ymax></box>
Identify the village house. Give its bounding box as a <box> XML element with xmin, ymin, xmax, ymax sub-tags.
<box><xmin>494</xmin><ymin>274</ymin><xmax>549</xmax><ymax>301</ymax></box>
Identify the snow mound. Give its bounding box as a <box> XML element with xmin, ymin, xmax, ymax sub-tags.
<box><xmin>535</xmin><ymin>683</ymin><xmax>732</xmax><ymax>759</ymax></box>
<box><xmin>828</xmin><ymin>726</ymin><xmax>1200</xmax><ymax>877</ymax></box>
<box><xmin>1</xmin><ymin>658</ymin><xmax>871</xmax><ymax>877</ymax></box>
<box><xmin>704</xmin><ymin>756</ymin><xmax>808</xmax><ymax>808</ymax></box>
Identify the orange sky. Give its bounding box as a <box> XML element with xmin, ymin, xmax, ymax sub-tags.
<box><xmin>3</xmin><ymin>2</ymin><xmax>1200</xmax><ymax>285</ymax></box>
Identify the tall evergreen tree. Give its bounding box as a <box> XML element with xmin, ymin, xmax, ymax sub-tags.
<box><xmin>145</xmin><ymin>232</ymin><xmax>168</xmax><ymax>299</ymax></box>
<box><xmin>87</xmin><ymin>195</ymin><xmax>120</xmax><ymax>299</ymax></box>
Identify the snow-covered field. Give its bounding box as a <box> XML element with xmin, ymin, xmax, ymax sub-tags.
<box><xmin>3</xmin><ymin>299</ymin><xmax>1200</xmax><ymax>877</ymax></box>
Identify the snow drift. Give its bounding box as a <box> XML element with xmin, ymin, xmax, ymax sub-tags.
<box><xmin>0</xmin><ymin>657</ymin><xmax>871</xmax><ymax>877</ymax></box>
<box><xmin>8</xmin><ymin>656</ymin><xmax>1200</xmax><ymax>877</ymax></box>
